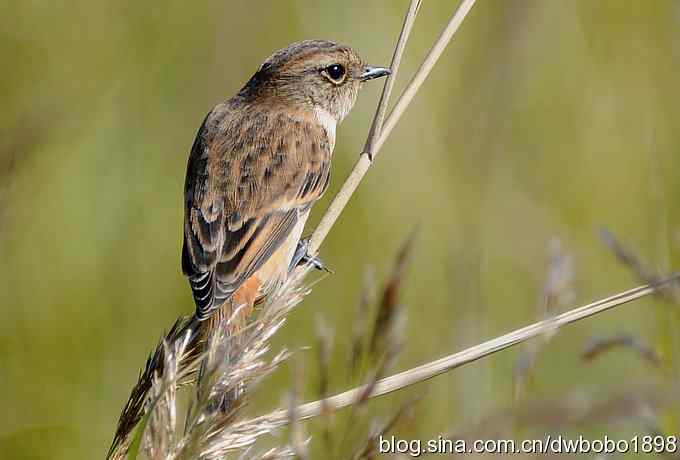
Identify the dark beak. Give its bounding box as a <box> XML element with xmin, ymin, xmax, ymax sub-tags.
<box><xmin>360</xmin><ymin>66</ymin><xmax>391</xmax><ymax>82</ymax></box>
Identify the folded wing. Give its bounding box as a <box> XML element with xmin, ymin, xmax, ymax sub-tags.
<box><xmin>182</xmin><ymin>105</ymin><xmax>332</xmax><ymax>320</ymax></box>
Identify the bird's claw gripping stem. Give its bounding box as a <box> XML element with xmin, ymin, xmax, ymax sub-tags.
<box><xmin>291</xmin><ymin>238</ymin><xmax>333</xmax><ymax>273</ymax></box>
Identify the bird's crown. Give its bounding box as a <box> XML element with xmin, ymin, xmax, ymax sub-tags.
<box><xmin>238</xmin><ymin>40</ymin><xmax>389</xmax><ymax>122</ymax></box>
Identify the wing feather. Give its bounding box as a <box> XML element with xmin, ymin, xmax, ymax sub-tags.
<box><xmin>182</xmin><ymin>103</ymin><xmax>331</xmax><ymax>319</ymax></box>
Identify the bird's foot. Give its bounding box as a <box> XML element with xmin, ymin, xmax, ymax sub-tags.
<box><xmin>291</xmin><ymin>238</ymin><xmax>333</xmax><ymax>273</ymax></box>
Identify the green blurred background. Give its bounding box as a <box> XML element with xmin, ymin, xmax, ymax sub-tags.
<box><xmin>2</xmin><ymin>0</ymin><xmax>680</xmax><ymax>458</ymax></box>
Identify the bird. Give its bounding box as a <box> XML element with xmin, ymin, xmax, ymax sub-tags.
<box><xmin>181</xmin><ymin>40</ymin><xmax>390</xmax><ymax>332</ymax></box>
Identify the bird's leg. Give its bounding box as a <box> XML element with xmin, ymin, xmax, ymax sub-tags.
<box><xmin>290</xmin><ymin>238</ymin><xmax>332</xmax><ymax>273</ymax></box>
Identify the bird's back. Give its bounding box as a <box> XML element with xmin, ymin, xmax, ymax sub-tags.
<box><xmin>182</xmin><ymin>98</ymin><xmax>334</xmax><ymax>319</ymax></box>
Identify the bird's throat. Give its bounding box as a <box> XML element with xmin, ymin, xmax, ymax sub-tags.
<box><xmin>313</xmin><ymin>106</ymin><xmax>337</xmax><ymax>151</ymax></box>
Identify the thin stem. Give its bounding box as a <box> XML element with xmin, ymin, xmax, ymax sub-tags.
<box><xmin>375</xmin><ymin>0</ymin><xmax>477</xmax><ymax>154</ymax></box>
<box><xmin>307</xmin><ymin>0</ymin><xmax>477</xmax><ymax>256</ymax></box>
<box><xmin>363</xmin><ymin>0</ymin><xmax>422</xmax><ymax>156</ymax></box>
<box><xmin>306</xmin><ymin>0</ymin><xmax>423</xmax><ymax>255</ymax></box>
<box><xmin>242</xmin><ymin>275</ymin><xmax>679</xmax><ymax>428</ymax></box>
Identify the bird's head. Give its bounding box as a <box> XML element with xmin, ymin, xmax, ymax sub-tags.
<box><xmin>239</xmin><ymin>40</ymin><xmax>390</xmax><ymax>123</ymax></box>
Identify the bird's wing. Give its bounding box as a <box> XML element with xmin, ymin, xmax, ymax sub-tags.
<box><xmin>182</xmin><ymin>105</ymin><xmax>332</xmax><ymax>319</ymax></box>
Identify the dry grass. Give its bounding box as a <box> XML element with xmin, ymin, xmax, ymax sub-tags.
<box><xmin>109</xmin><ymin>236</ymin><xmax>679</xmax><ymax>458</ymax></box>
<box><xmin>109</xmin><ymin>271</ymin><xmax>308</xmax><ymax>459</ymax></box>
<box><xmin>109</xmin><ymin>234</ymin><xmax>419</xmax><ymax>459</ymax></box>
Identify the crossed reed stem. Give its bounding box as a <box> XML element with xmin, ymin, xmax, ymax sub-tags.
<box><xmin>245</xmin><ymin>274</ymin><xmax>679</xmax><ymax>430</ymax></box>
<box><xmin>306</xmin><ymin>0</ymin><xmax>477</xmax><ymax>256</ymax></box>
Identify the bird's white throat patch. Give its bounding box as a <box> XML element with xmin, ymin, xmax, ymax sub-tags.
<box><xmin>314</xmin><ymin>107</ymin><xmax>337</xmax><ymax>149</ymax></box>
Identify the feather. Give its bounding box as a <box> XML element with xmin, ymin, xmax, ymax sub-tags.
<box><xmin>182</xmin><ymin>101</ymin><xmax>331</xmax><ymax>320</ymax></box>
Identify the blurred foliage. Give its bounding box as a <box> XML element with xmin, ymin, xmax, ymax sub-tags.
<box><xmin>2</xmin><ymin>0</ymin><xmax>680</xmax><ymax>458</ymax></box>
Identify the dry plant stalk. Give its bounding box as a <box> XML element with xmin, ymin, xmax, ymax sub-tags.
<box><xmin>306</xmin><ymin>0</ymin><xmax>477</xmax><ymax>255</ymax></box>
<box><xmin>305</xmin><ymin>234</ymin><xmax>416</xmax><ymax>459</ymax></box>
<box><xmin>240</xmin><ymin>273</ymin><xmax>680</xmax><ymax>431</ymax></box>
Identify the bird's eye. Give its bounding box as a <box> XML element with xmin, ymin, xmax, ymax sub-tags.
<box><xmin>323</xmin><ymin>64</ymin><xmax>346</xmax><ymax>83</ymax></box>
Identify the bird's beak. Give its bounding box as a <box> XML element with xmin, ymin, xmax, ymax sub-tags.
<box><xmin>360</xmin><ymin>66</ymin><xmax>391</xmax><ymax>82</ymax></box>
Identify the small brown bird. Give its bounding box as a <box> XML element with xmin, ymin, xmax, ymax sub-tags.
<box><xmin>182</xmin><ymin>40</ymin><xmax>389</xmax><ymax>327</ymax></box>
